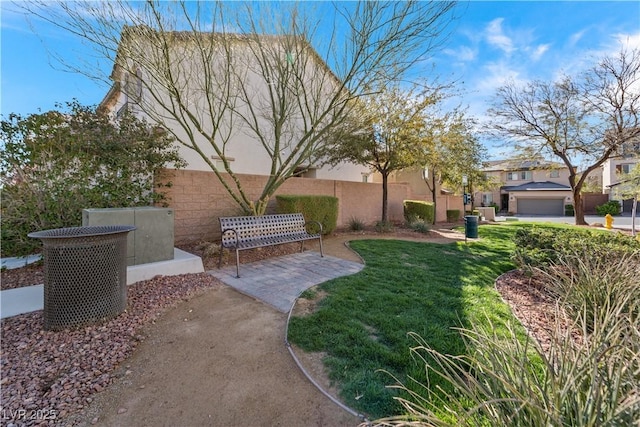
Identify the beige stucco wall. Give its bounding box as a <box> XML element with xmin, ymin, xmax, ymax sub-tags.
<box><xmin>602</xmin><ymin>157</ymin><xmax>640</xmax><ymax>195</ymax></box>
<box><xmin>485</xmin><ymin>168</ymin><xmax>571</xmax><ymax>186</ymax></box>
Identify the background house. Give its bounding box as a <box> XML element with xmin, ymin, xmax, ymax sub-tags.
<box><xmin>602</xmin><ymin>135</ymin><xmax>640</xmax><ymax>212</ymax></box>
<box><xmin>478</xmin><ymin>159</ymin><xmax>573</xmax><ymax>215</ymax></box>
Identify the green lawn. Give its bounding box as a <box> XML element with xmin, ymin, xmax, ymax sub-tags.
<box><xmin>287</xmin><ymin>223</ymin><xmax>533</xmax><ymax>419</ymax></box>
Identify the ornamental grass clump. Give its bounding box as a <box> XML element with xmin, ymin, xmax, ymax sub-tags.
<box><xmin>377</xmin><ymin>303</ymin><xmax>639</xmax><ymax>426</ymax></box>
<box><xmin>538</xmin><ymin>250</ymin><xmax>640</xmax><ymax>333</ymax></box>
<box><xmin>405</xmin><ymin>214</ymin><xmax>431</xmax><ymax>234</ymax></box>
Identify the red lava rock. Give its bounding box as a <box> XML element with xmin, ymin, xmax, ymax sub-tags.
<box><xmin>1</xmin><ymin>272</ymin><xmax>222</xmax><ymax>426</ymax></box>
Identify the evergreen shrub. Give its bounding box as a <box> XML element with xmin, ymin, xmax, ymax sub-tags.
<box><xmin>275</xmin><ymin>195</ymin><xmax>338</xmax><ymax>235</ymax></box>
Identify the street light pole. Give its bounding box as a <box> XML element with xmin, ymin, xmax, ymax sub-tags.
<box><xmin>462</xmin><ymin>175</ymin><xmax>468</xmax><ymax>210</ymax></box>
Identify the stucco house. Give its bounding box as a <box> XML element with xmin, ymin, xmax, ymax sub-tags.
<box><xmin>602</xmin><ymin>136</ymin><xmax>640</xmax><ymax>212</ymax></box>
<box><xmin>99</xmin><ymin>28</ymin><xmax>370</xmax><ymax>183</ymax></box>
<box><xmin>478</xmin><ymin>159</ymin><xmax>573</xmax><ymax>215</ymax></box>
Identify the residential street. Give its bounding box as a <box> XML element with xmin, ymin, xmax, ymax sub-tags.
<box><xmin>499</xmin><ymin>213</ymin><xmax>637</xmax><ymax>231</ymax></box>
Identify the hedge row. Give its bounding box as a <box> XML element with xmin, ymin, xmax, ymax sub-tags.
<box><xmin>403</xmin><ymin>200</ymin><xmax>435</xmax><ymax>224</ymax></box>
<box><xmin>275</xmin><ymin>195</ymin><xmax>338</xmax><ymax>235</ymax></box>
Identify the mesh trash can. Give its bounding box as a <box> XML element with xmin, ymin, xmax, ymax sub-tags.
<box><xmin>28</xmin><ymin>225</ymin><xmax>135</xmax><ymax>330</ymax></box>
<box><xmin>464</xmin><ymin>215</ymin><xmax>479</xmax><ymax>239</ymax></box>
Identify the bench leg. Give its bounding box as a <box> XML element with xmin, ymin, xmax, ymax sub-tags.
<box><xmin>318</xmin><ymin>235</ymin><xmax>324</xmax><ymax>257</ymax></box>
<box><xmin>218</xmin><ymin>244</ymin><xmax>224</xmax><ymax>268</ymax></box>
<box><xmin>235</xmin><ymin>249</ymin><xmax>241</xmax><ymax>278</ymax></box>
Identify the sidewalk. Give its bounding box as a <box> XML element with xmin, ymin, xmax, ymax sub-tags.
<box><xmin>1</xmin><ymin>248</ymin><xmax>363</xmax><ymax>319</ymax></box>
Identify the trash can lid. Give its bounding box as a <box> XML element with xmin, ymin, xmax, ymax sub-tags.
<box><xmin>28</xmin><ymin>225</ymin><xmax>136</xmax><ymax>239</ymax></box>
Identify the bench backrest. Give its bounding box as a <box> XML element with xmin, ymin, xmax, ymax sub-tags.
<box><xmin>219</xmin><ymin>213</ymin><xmax>309</xmax><ymax>245</ymax></box>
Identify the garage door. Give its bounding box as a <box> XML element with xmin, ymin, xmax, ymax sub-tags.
<box><xmin>517</xmin><ymin>198</ymin><xmax>564</xmax><ymax>215</ymax></box>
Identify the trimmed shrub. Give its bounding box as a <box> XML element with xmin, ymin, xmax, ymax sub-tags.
<box><xmin>512</xmin><ymin>226</ymin><xmax>640</xmax><ymax>270</ymax></box>
<box><xmin>446</xmin><ymin>209</ymin><xmax>461</xmax><ymax>222</ymax></box>
<box><xmin>275</xmin><ymin>195</ymin><xmax>338</xmax><ymax>235</ymax></box>
<box><xmin>403</xmin><ymin>200</ymin><xmax>435</xmax><ymax>224</ymax></box>
<box><xmin>595</xmin><ymin>200</ymin><xmax>621</xmax><ymax>216</ymax></box>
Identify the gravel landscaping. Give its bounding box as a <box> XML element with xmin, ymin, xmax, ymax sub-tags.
<box><xmin>1</xmin><ymin>273</ymin><xmax>222</xmax><ymax>426</ymax></box>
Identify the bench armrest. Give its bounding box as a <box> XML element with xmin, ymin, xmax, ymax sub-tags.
<box><xmin>304</xmin><ymin>220</ymin><xmax>323</xmax><ymax>235</ymax></box>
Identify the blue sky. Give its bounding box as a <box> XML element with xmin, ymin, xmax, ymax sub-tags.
<box><xmin>1</xmin><ymin>1</ymin><xmax>639</xmax><ymax>158</ymax></box>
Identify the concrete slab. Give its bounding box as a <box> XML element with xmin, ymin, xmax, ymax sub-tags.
<box><xmin>126</xmin><ymin>248</ymin><xmax>203</xmax><ymax>285</ymax></box>
<box><xmin>0</xmin><ymin>248</ymin><xmax>204</xmax><ymax>319</ymax></box>
<box><xmin>1</xmin><ymin>254</ymin><xmax>42</xmax><ymax>270</ymax></box>
<box><xmin>0</xmin><ymin>284</ymin><xmax>44</xmax><ymax>319</ymax></box>
<box><xmin>209</xmin><ymin>251</ymin><xmax>364</xmax><ymax>313</ymax></box>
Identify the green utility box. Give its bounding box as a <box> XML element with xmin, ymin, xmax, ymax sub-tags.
<box><xmin>82</xmin><ymin>207</ymin><xmax>174</xmax><ymax>265</ymax></box>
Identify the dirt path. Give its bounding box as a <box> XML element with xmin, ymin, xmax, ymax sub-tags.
<box><xmin>70</xmin><ymin>286</ymin><xmax>361</xmax><ymax>426</ymax></box>
<box><xmin>69</xmin><ymin>228</ymin><xmax>465</xmax><ymax>427</ymax></box>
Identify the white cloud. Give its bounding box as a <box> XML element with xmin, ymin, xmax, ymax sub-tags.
<box><xmin>443</xmin><ymin>45</ymin><xmax>477</xmax><ymax>62</ymax></box>
<box><xmin>615</xmin><ymin>32</ymin><xmax>640</xmax><ymax>51</ymax></box>
<box><xmin>569</xmin><ymin>29</ymin><xmax>587</xmax><ymax>47</ymax></box>
<box><xmin>530</xmin><ymin>44</ymin><xmax>550</xmax><ymax>62</ymax></box>
<box><xmin>485</xmin><ymin>18</ymin><xmax>514</xmax><ymax>54</ymax></box>
<box><xmin>479</xmin><ymin>61</ymin><xmax>526</xmax><ymax>92</ymax></box>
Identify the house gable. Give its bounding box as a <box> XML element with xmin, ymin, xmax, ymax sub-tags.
<box><xmin>99</xmin><ymin>28</ymin><xmax>369</xmax><ymax>182</ymax></box>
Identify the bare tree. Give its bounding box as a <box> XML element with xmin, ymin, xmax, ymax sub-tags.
<box><xmin>489</xmin><ymin>47</ymin><xmax>640</xmax><ymax>225</ymax></box>
<box><xmin>20</xmin><ymin>1</ymin><xmax>459</xmax><ymax>215</ymax></box>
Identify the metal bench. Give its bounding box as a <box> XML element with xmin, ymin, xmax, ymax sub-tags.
<box><xmin>219</xmin><ymin>213</ymin><xmax>324</xmax><ymax>277</ymax></box>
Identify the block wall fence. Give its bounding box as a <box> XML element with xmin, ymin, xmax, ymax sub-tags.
<box><xmin>157</xmin><ymin>169</ymin><xmax>464</xmax><ymax>244</ymax></box>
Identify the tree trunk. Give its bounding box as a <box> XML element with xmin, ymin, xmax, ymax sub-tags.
<box><xmin>573</xmin><ymin>190</ymin><xmax>588</xmax><ymax>225</ymax></box>
<box><xmin>382</xmin><ymin>172</ymin><xmax>389</xmax><ymax>223</ymax></box>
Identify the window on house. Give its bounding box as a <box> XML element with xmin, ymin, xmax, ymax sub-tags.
<box><xmin>550</xmin><ymin>170</ymin><xmax>560</xmax><ymax>178</ymax></box>
<box><xmin>481</xmin><ymin>193</ymin><xmax>493</xmax><ymax>206</ymax></box>
<box><xmin>211</xmin><ymin>156</ymin><xmax>234</xmax><ymax>171</ymax></box>
<box><xmin>616</xmin><ymin>163</ymin><xmax>634</xmax><ymax>174</ymax></box>
<box><xmin>362</xmin><ymin>173</ymin><xmax>370</xmax><ymax>183</ymax></box>
<box><xmin>507</xmin><ymin>171</ymin><xmax>532</xmax><ymax>181</ymax></box>
<box><xmin>293</xmin><ymin>166</ymin><xmax>316</xmax><ymax>178</ymax></box>
<box><xmin>116</xmin><ymin>103</ymin><xmax>129</xmax><ymax>119</ymax></box>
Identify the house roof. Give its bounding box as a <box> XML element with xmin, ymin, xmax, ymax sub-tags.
<box><xmin>484</xmin><ymin>158</ymin><xmax>566</xmax><ymax>172</ymax></box>
<box><xmin>501</xmin><ymin>181</ymin><xmax>572</xmax><ymax>192</ymax></box>
<box><xmin>607</xmin><ymin>175</ymin><xmax>640</xmax><ymax>188</ymax></box>
<box><xmin>100</xmin><ymin>26</ymin><xmax>343</xmax><ymax>111</ymax></box>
